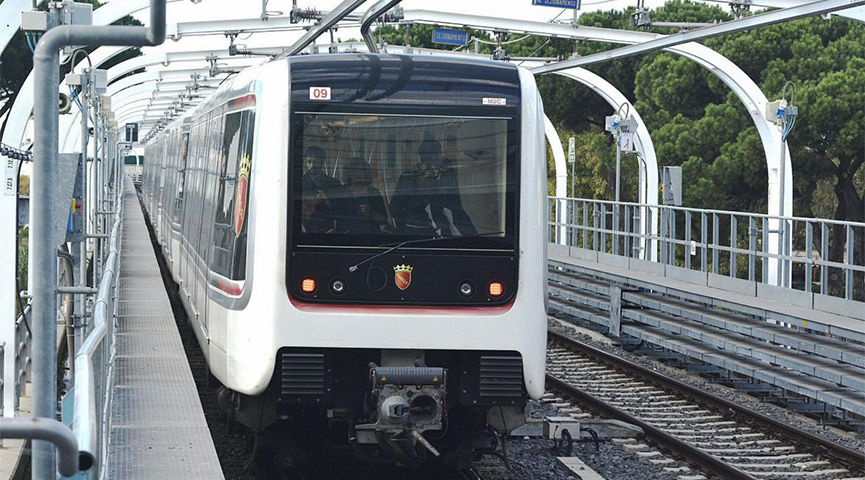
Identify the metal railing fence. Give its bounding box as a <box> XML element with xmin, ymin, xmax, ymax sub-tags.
<box><xmin>14</xmin><ymin>305</ymin><xmax>32</xmax><ymax>411</ymax></box>
<box><xmin>73</xmin><ymin>175</ymin><xmax>124</xmax><ymax>475</ymax></box>
<box><xmin>548</xmin><ymin>197</ymin><xmax>865</xmax><ymax>302</ymax></box>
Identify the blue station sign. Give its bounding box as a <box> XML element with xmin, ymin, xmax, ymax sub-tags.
<box><xmin>532</xmin><ymin>0</ymin><xmax>581</xmax><ymax>9</ymax></box>
<box><xmin>432</xmin><ymin>28</ymin><xmax>470</xmax><ymax>46</ymax></box>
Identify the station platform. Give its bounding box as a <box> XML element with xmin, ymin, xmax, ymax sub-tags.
<box><xmin>105</xmin><ymin>181</ymin><xmax>224</xmax><ymax>479</ymax></box>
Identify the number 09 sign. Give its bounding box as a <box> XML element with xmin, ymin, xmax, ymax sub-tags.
<box><xmin>309</xmin><ymin>87</ymin><xmax>331</xmax><ymax>100</ymax></box>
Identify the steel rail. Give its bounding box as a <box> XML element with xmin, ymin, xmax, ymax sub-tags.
<box><xmin>547</xmin><ymin>330</ymin><xmax>865</xmax><ymax>469</ymax></box>
<box><xmin>544</xmin><ymin>373</ymin><xmax>756</xmax><ymax>480</ymax></box>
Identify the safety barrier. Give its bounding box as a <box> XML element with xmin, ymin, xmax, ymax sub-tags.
<box><xmin>0</xmin><ymin>305</ymin><xmax>32</xmax><ymax>420</ymax></box>
<box><xmin>548</xmin><ymin>197</ymin><xmax>865</xmax><ymax>309</ymax></box>
<box><xmin>72</xmin><ymin>187</ymin><xmax>123</xmax><ymax>474</ymax></box>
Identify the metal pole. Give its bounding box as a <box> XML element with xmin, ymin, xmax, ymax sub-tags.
<box><xmin>31</xmin><ymin>24</ymin><xmax>62</xmax><ymax>480</ymax></box>
<box><xmin>361</xmin><ymin>0</ymin><xmax>403</xmax><ymax>53</ymax></box>
<box><xmin>76</xmin><ymin>82</ymin><xmax>89</xmax><ymax>360</ymax></box>
<box><xmin>777</xmin><ymin>140</ymin><xmax>786</xmax><ymax>287</ymax></box>
<box><xmin>30</xmin><ymin>2</ymin><xmax>166</xmax><ymax>476</ymax></box>
<box><xmin>615</xmin><ymin>135</ymin><xmax>621</xmax><ymax>203</ymax></box>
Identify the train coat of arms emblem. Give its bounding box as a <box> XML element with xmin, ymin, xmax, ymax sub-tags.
<box><xmin>393</xmin><ymin>264</ymin><xmax>413</xmax><ymax>291</ymax></box>
<box><xmin>234</xmin><ymin>155</ymin><xmax>251</xmax><ymax>238</ymax></box>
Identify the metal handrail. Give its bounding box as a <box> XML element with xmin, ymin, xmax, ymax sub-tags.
<box><xmin>547</xmin><ymin>218</ymin><xmax>865</xmax><ymax>273</ymax></box>
<box><xmin>72</xmin><ymin>191</ymin><xmax>123</xmax><ymax>472</ymax></box>
<box><xmin>549</xmin><ymin>196</ymin><xmax>865</xmax><ymax>229</ymax></box>
<box><xmin>0</xmin><ymin>418</ymin><xmax>80</xmax><ymax>477</ymax></box>
<box><xmin>548</xmin><ymin>196</ymin><xmax>865</xmax><ymax>300</ymax></box>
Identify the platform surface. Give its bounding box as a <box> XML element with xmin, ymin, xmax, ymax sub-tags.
<box><xmin>105</xmin><ymin>181</ymin><xmax>224</xmax><ymax>480</ymax></box>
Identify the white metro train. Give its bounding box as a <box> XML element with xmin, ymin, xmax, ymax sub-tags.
<box><xmin>140</xmin><ymin>54</ymin><xmax>547</xmax><ymax>469</ymax></box>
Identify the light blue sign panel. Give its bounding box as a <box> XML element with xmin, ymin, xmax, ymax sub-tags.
<box><xmin>432</xmin><ymin>28</ymin><xmax>470</xmax><ymax>46</ymax></box>
<box><xmin>532</xmin><ymin>0</ymin><xmax>581</xmax><ymax>9</ymax></box>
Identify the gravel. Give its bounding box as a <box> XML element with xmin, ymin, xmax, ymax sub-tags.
<box><xmin>549</xmin><ymin>315</ymin><xmax>865</xmax><ymax>453</ymax></box>
<box><xmin>508</xmin><ymin>399</ymin><xmax>689</xmax><ymax>480</ymax></box>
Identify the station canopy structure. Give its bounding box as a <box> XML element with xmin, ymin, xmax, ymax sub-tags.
<box><xmin>1</xmin><ymin>0</ymin><xmax>863</xmax><ymax>269</ymax></box>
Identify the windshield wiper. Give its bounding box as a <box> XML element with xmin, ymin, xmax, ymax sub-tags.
<box><xmin>347</xmin><ymin>232</ymin><xmax>505</xmax><ymax>273</ymax></box>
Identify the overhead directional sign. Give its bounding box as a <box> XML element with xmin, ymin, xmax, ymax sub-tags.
<box><xmin>432</xmin><ymin>28</ymin><xmax>470</xmax><ymax>46</ymax></box>
<box><xmin>125</xmin><ymin>123</ymin><xmax>139</xmax><ymax>143</ymax></box>
<box><xmin>532</xmin><ymin>0</ymin><xmax>581</xmax><ymax>9</ymax></box>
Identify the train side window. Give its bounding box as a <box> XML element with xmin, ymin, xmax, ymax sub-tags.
<box><xmin>199</xmin><ymin>110</ymin><xmax>224</xmax><ymax>267</ymax></box>
<box><xmin>173</xmin><ymin>131</ymin><xmax>190</xmax><ymax>222</ymax></box>
<box><xmin>211</xmin><ymin>109</ymin><xmax>255</xmax><ymax>281</ymax></box>
<box><xmin>182</xmin><ymin>122</ymin><xmax>203</xmax><ymax>246</ymax></box>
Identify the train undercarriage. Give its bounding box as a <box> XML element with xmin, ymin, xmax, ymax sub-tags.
<box><xmin>216</xmin><ymin>348</ymin><xmax>528</xmax><ymax>470</ymax></box>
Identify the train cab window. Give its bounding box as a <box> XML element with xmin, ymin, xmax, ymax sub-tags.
<box><xmin>291</xmin><ymin>112</ymin><xmax>517</xmax><ymax>250</ymax></box>
<box><xmin>211</xmin><ymin>108</ymin><xmax>256</xmax><ymax>281</ymax></box>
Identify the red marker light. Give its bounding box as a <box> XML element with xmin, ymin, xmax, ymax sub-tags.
<box><xmin>489</xmin><ymin>282</ymin><xmax>504</xmax><ymax>297</ymax></box>
<box><xmin>301</xmin><ymin>278</ymin><xmax>316</xmax><ymax>293</ymax></box>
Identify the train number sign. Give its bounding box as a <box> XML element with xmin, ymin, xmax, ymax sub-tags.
<box><xmin>309</xmin><ymin>87</ymin><xmax>331</xmax><ymax>101</ymax></box>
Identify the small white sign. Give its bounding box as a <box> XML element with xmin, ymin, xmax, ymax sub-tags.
<box><xmin>4</xmin><ymin>158</ymin><xmax>15</xmax><ymax>196</ymax></box>
<box><xmin>482</xmin><ymin>97</ymin><xmax>506</xmax><ymax>106</ymax></box>
<box><xmin>619</xmin><ymin>132</ymin><xmax>636</xmax><ymax>153</ymax></box>
<box><xmin>309</xmin><ymin>87</ymin><xmax>331</xmax><ymax>101</ymax></box>
<box><xmin>567</xmin><ymin>137</ymin><xmax>576</xmax><ymax>164</ymax></box>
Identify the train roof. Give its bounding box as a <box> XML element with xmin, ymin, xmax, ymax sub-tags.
<box><xmin>288</xmin><ymin>53</ymin><xmax>522</xmax><ymax>108</ymax></box>
<box><xmin>148</xmin><ymin>53</ymin><xmax>525</xmax><ymax>144</ymax></box>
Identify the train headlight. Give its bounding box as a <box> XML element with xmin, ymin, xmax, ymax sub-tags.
<box><xmin>301</xmin><ymin>278</ymin><xmax>317</xmax><ymax>294</ymax></box>
<box><xmin>459</xmin><ymin>281</ymin><xmax>474</xmax><ymax>297</ymax></box>
<box><xmin>488</xmin><ymin>282</ymin><xmax>504</xmax><ymax>297</ymax></box>
<box><xmin>331</xmin><ymin>278</ymin><xmax>346</xmax><ymax>295</ymax></box>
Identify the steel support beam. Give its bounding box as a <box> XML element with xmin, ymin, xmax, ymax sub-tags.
<box><xmin>702</xmin><ymin>0</ymin><xmax>864</xmax><ymax>23</ymax></box>
<box><xmin>530</xmin><ymin>0</ymin><xmax>865</xmax><ymax>74</ymax></box>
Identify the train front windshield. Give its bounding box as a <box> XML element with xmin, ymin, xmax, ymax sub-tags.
<box><xmin>291</xmin><ymin>112</ymin><xmax>517</xmax><ymax>250</ymax></box>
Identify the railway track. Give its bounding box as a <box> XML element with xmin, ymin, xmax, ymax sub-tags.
<box><xmin>546</xmin><ymin>329</ymin><xmax>865</xmax><ymax>480</ymax></box>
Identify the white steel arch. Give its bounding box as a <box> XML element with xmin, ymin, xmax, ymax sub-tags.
<box><xmin>60</xmin><ymin>72</ymin><xmax>222</xmax><ymax>153</ymax></box>
<box><xmin>1</xmin><ymin>0</ymin><xmax>186</xmax><ymax>148</ymax></box>
<box><xmin>60</xmin><ymin>53</ymin><xmax>258</xmax><ymax>152</ymax></box>
<box><xmin>0</xmin><ymin>0</ymin><xmax>46</xmax><ymax>53</ymax></box>
<box><xmin>555</xmin><ymin>67</ymin><xmax>659</xmax><ymax>261</ymax></box>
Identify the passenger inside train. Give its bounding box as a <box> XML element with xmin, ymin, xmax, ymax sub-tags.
<box><xmin>295</xmin><ymin>113</ymin><xmax>511</xmax><ymax>242</ymax></box>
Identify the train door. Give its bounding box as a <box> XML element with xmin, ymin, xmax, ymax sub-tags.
<box><xmin>198</xmin><ymin>108</ymin><xmax>224</xmax><ymax>333</ymax></box>
<box><xmin>172</xmin><ymin>131</ymin><xmax>190</xmax><ymax>281</ymax></box>
<box><xmin>181</xmin><ymin>121</ymin><xmax>203</xmax><ymax>299</ymax></box>
<box><xmin>188</xmin><ymin>112</ymin><xmax>214</xmax><ymax>326</ymax></box>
